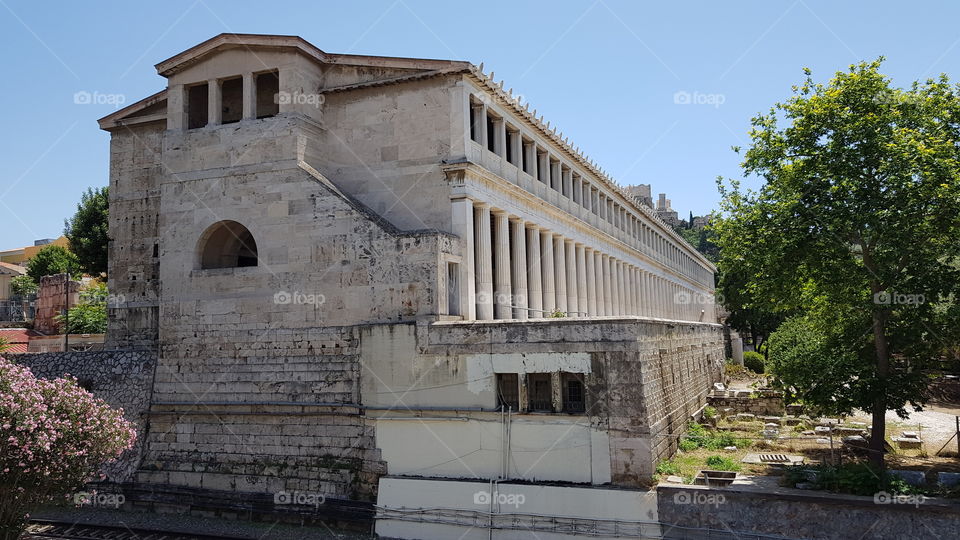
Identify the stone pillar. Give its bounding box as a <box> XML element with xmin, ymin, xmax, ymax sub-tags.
<box><xmin>538</xmin><ymin>150</ymin><xmax>549</xmax><ymax>184</ymax></box>
<box><xmin>494</xmin><ymin>117</ymin><xmax>506</xmax><ymax>157</ymax></box>
<box><xmin>575</xmin><ymin>244</ymin><xmax>588</xmax><ymax>315</ymax></box>
<box><xmin>242</xmin><ymin>73</ymin><xmax>256</xmax><ymax>120</ymax></box>
<box><xmin>593</xmin><ymin>251</ymin><xmax>604</xmax><ymax>316</ymax></box>
<box><xmin>625</xmin><ymin>265</ymin><xmax>635</xmax><ymax>315</ymax></box>
<box><xmin>634</xmin><ymin>267</ymin><xmax>642</xmax><ymax>316</ymax></box>
<box><xmin>554</xmin><ymin>236</ymin><xmax>567</xmax><ymax>313</ymax></box>
<box><xmin>585</xmin><ymin>248</ymin><xmax>597</xmax><ymax>316</ymax></box>
<box><xmin>639</xmin><ymin>270</ymin><xmax>648</xmax><ymax>317</ymax></box>
<box><xmin>527</xmin><ymin>143</ymin><xmax>538</xmax><ymax>180</ymax></box>
<box><xmin>167</xmin><ymin>84</ymin><xmax>187</xmax><ymax>130</ymax></box>
<box><xmin>541</xmin><ymin>231</ymin><xmax>556</xmax><ymax>313</ymax></box>
<box><xmin>614</xmin><ymin>260</ymin><xmax>623</xmax><ymax>316</ymax></box>
<box><xmin>511</xmin><ymin>219</ymin><xmax>528</xmax><ymax>320</ymax></box>
<box><xmin>526</xmin><ymin>225</ymin><xmax>543</xmax><ymax>317</ymax></box>
<box><xmin>207</xmin><ymin>79</ymin><xmax>221</xmax><ymax>126</ymax></box>
<box><xmin>475</xmin><ymin>204</ymin><xmax>494</xmax><ymax>320</ymax></box>
<box><xmin>601</xmin><ymin>255</ymin><xmax>612</xmax><ymax>316</ymax></box>
<box><xmin>573</xmin><ymin>175</ymin><xmax>583</xmax><ymax>205</ymax></box>
<box><xmin>478</xmin><ymin>104</ymin><xmax>489</xmax><ymax>147</ymax></box>
<box><xmin>493</xmin><ymin>211</ymin><xmax>512</xmax><ymax>319</ymax></box>
<box><xmin>565</xmin><ymin>239</ymin><xmax>577</xmax><ymax>315</ymax></box>
<box><xmin>451</xmin><ymin>198</ymin><xmax>476</xmax><ymax>320</ymax></box>
<box><xmin>562</xmin><ymin>168</ymin><xmax>573</xmax><ymax>199</ymax></box>
<box><xmin>510</xmin><ymin>130</ymin><xmax>522</xmax><ymax>166</ymax></box>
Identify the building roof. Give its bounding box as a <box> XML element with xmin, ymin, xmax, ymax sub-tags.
<box><xmin>0</xmin><ymin>262</ymin><xmax>27</xmax><ymax>276</ymax></box>
<box><xmin>0</xmin><ymin>328</ymin><xmax>42</xmax><ymax>354</ymax></box>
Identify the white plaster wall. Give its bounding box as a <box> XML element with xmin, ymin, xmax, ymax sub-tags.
<box><xmin>376</xmin><ymin>477</ymin><xmax>660</xmax><ymax>540</ymax></box>
<box><xmin>374</xmin><ymin>415</ymin><xmax>611</xmax><ymax>485</ymax></box>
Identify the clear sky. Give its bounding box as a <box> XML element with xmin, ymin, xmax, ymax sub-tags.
<box><xmin>2</xmin><ymin>0</ymin><xmax>959</xmax><ymax>249</ymax></box>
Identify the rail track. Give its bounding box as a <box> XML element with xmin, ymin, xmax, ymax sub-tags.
<box><xmin>25</xmin><ymin>519</ymin><xmax>248</xmax><ymax>540</ymax></box>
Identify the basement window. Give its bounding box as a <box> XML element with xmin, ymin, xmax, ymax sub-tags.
<box><xmin>527</xmin><ymin>373</ymin><xmax>553</xmax><ymax>412</ymax></box>
<box><xmin>256</xmin><ymin>71</ymin><xmax>279</xmax><ymax>118</ymax></box>
<box><xmin>496</xmin><ymin>373</ymin><xmax>519</xmax><ymax>411</ymax></box>
<box><xmin>221</xmin><ymin>77</ymin><xmax>243</xmax><ymax>124</ymax></box>
<box><xmin>562</xmin><ymin>373</ymin><xmax>586</xmax><ymax>414</ymax></box>
<box><xmin>187</xmin><ymin>83</ymin><xmax>209</xmax><ymax>129</ymax></box>
<box><xmin>198</xmin><ymin>220</ymin><xmax>259</xmax><ymax>269</ymax></box>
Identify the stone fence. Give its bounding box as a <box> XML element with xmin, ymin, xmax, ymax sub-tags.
<box><xmin>707</xmin><ymin>390</ymin><xmax>785</xmax><ymax>416</ymax></box>
<box><xmin>5</xmin><ymin>350</ymin><xmax>157</xmax><ymax>482</ymax></box>
<box><xmin>658</xmin><ymin>484</ymin><xmax>960</xmax><ymax>540</ymax></box>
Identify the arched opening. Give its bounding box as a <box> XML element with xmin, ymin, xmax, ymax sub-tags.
<box><xmin>198</xmin><ymin>220</ymin><xmax>259</xmax><ymax>269</ymax></box>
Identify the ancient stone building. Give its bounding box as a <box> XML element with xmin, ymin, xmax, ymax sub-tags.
<box><xmin>98</xmin><ymin>33</ymin><xmax>723</xmax><ymax>536</ymax></box>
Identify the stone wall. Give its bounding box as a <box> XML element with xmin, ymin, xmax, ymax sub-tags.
<box><xmin>707</xmin><ymin>392</ymin><xmax>785</xmax><ymax>416</ymax></box>
<box><xmin>34</xmin><ymin>273</ymin><xmax>82</xmax><ymax>335</ymax></box>
<box><xmin>658</xmin><ymin>484</ymin><xmax>960</xmax><ymax>540</ymax></box>
<box><xmin>6</xmin><ymin>350</ymin><xmax>156</xmax><ymax>482</ymax></box>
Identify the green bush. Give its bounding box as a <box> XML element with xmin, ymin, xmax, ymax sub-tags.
<box><xmin>705</xmin><ymin>455</ymin><xmax>741</xmax><ymax>471</ymax></box>
<box><xmin>678</xmin><ymin>439</ymin><xmax>699</xmax><ymax>452</ymax></box>
<box><xmin>656</xmin><ymin>459</ymin><xmax>680</xmax><ymax>475</ymax></box>
<box><xmin>681</xmin><ymin>422</ymin><xmax>751</xmax><ymax>450</ymax></box>
<box><xmin>742</xmin><ymin>351</ymin><xmax>766</xmax><ymax>374</ymax></box>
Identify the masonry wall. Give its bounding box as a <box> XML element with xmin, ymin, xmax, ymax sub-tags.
<box><xmin>6</xmin><ymin>351</ymin><xmax>156</xmax><ymax>482</ymax></box>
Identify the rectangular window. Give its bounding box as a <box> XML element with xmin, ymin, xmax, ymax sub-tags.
<box><xmin>497</xmin><ymin>373</ymin><xmax>519</xmax><ymax>411</ymax></box>
<box><xmin>255</xmin><ymin>71</ymin><xmax>279</xmax><ymax>118</ymax></box>
<box><xmin>527</xmin><ymin>373</ymin><xmax>552</xmax><ymax>412</ymax></box>
<box><xmin>221</xmin><ymin>77</ymin><xmax>243</xmax><ymax>124</ymax></box>
<box><xmin>562</xmin><ymin>373</ymin><xmax>586</xmax><ymax>413</ymax></box>
<box><xmin>447</xmin><ymin>262</ymin><xmax>460</xmax><ymax>316</ymax></box>
<box><xmin>187</xmin><ymin>83</ymin><xmax>208</xmax><ymax>129</ymax></box>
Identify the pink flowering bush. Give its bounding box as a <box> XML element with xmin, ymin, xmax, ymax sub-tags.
<box><xmin>0</xmin><ymin>357</ymin><xmax>136</xmax><ymax>539</ymax></box>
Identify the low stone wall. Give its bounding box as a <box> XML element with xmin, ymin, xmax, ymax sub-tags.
<box><xmin>6</xmin><ymin>350</ymin><xmax>157</xmax><ymax>482</ymax></box>
<box><xmin>658</xmin><ymin>484</ymin><xmax>960</xmax><ymax>540</ymax></box>
<box><xmin>708</xmin><ymin>392</ymin><xmax>784</xmax><ymax>416</ymax></box>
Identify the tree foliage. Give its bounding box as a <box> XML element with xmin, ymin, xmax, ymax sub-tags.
<box><xmin>25</xmin><ymin>245</ymin><xmax>79</xmax><ymax>283</ymax></box>
<box><xmin>64</xmin><ymin>186</ymin><xmax>109</xmax><ymax>276</ymax></box>
<box><xmin>715</xmin><ymin>59</ymin><xmax>960</xmax><ymax>467</ymax></box>
<box><xmin>55</xmin><ymin>282</ymin><xmax>108</xmax><ymax>334</ymax></box>
<box><xmin>9</xmin><ymin>275</ymin><xmax>37</xmax><ymax>298</ymax></box>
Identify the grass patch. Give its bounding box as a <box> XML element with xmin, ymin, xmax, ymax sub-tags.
<box><xmin>683</xmin><ymin>422</ymin><xmax>752</xmax><ymax>450</ymax></box>
<box><xmin>705</xmin><ymin>455</ymin><xmax>741</xmax><ymax>471</ymax></box>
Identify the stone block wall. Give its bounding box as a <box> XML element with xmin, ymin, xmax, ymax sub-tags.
<box><xmin>6</xmin><ymin>351</ymin><xmax>156</xmax><ymax>482</ymax></box>
<box><xmin>34</xmin><ymin>273</ymin><xmax>83</xmax><ymax>335</ymax></box>
<box><xmin>707</xmin><ymin>393</ymin><xmax>785</xmax><ymax>416</ymax></box>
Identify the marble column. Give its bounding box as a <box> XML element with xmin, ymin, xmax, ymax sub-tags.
<box><xmin>585</xmin><ymin>248</ymin><xmax>597</xmax><ymax>316</ymax></box>
<box><xmin>576</xmin><ymin>244</ymin><xmax>588</xmax><ymax>315</ymax></box>
<box><xmin>565</xmin><ymin>239</ymin><xmax>578</xmax><ymax>315</ymax></box>
<box><xmin>493</xmin><ymin>211</ymin><xmax>512</xmax><ymax>319</ymax></box>
<box><xmin>242</xmin><ymin>73</ymin><xmax>256</xmax><ymax>120</ymax></box>
<box><xmin>475</xmin><ymin>204</ymin><xmax>494</xmax><ymax>320</ymax></box>
<box><xmin>451</xmin><ymin>198</ymin><xmax>475</xmax><ymax>320</ymax></box>
<box><xmin>207</xmin><ymin>79</ymin><xmax>221</xmax><ymax>126</ymax></box>
<box><xmin>511</xmin><ymin>219</ymin><xmax>528</xmax><ymax>320</ymax></box>
<box><xmin>554</xmin><ymin>236</ymin><xmax>567</xmax><ymax>313</ymax></box>
<box><xmin>526</xmin><ymin>225</ymin><xmax>543</xmax><ymax>317</ymax></box>
<box><xmin>541</xmin><ymin>231</ymin><xmax>556</xmax><ymax>313</ymax></box>
<box><xmin>601</xmin><ymin>255</ymin><xmax>612</xmax><ymax>315</ymax></box>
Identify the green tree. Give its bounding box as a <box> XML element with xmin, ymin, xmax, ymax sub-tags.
<box><xmin>25</xmin><ymin>245</ymin><xmax>79</xmax><ymax>283</ymax></box>
<box><xmin>64</xmin><ymin>186</ymin><xmax>109</xmax><ymax>276</ymax></box>
<box><xmin>715</xmin><ymin>60</ymin><xmax>960</xmax><ymax>468</ymax></box>
<box><xmin>9</xmin><ymin>275</ymin><xmax>37</xmax><ymax>298</ymax></box>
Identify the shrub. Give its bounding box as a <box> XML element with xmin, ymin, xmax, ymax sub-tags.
<box><xmin>678</xmin><ymin>439</ymin><xmax>699</xmax><ymax>452</ymax></box>
<box><xmin>681</xmin><ymin>422</ymin><xmax>751</xmax><ymax>450</ymax></box>
<box><xmin>656</xmin><ymin>459</ymin><xmax>680</xmax><ymax>475</ymax></box>
<box><xmin>703</xmin><ymin>406</ymin><xmax>718</xmax><ymax>420</ymax></box>
<box><xmin>705</xmin><ymin>455</ymin><xmax>741</xmax><ymax>471</ymax></box>
<box><xmin>0</xmin><ymin>357</ymin><xmax>136</xmax><ymax>538</ymax></box>
<box><xmin>742</xmin><ymin>351</ymin><xmax>766</xmax><ymax>374</ymax></box>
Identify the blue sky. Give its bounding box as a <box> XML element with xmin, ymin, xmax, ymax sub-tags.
<box><xmin>2</xmin><ymin>0</ymin><xmax>959</xmax><ymax>248</ymax></box>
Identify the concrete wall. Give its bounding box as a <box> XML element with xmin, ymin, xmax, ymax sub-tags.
<box><xmin>362</xmin><ymin>319</ymin><xmax>725</xmax><ymax>485</ymax></box>
<box><xmin>658</xmin><ymin>484</ymin><xmax>960</xmax><ymax>540</ymax></box>
<box><xmin>376</xmin><ymin>476</ymin><xmax>661</xmax><ymax>540</ymax></box>
<box><xmin>6</xmin><ymin>351</ymin><xmax>156</xmax><ymax>482</ymax></box>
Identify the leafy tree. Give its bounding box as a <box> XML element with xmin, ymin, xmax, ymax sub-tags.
<box><xmin>715</xmin><ymin>60</ymin><xmax>960</xmax><ymax>468</ymax></box>
<box><xmin>9</xmin><ymin>275</ymin><xmax>37</xmax><ymax>298</ymax></box>
<box><xmin>64</xmin><ymin>186</ymin><xmax>109</xmax><ymax>276</ymax></box>
<box><xmin>55</xmin><ymin>282</ymin><xmax>108</xmax><ymax>334</ymax></box>
<box><xmin>25</xmin><ymin>245</ymin><xmax>80</xmax><ymax>283</ymax></box>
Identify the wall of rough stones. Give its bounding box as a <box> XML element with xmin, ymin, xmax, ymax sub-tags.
<box><xmin>6</xmin><ymin>351</ymin><xmax>156</xmax><ymax>482</ymax></box>
<box><xmin>707</xmin><ymin>392</ymin><xmax>785</xmax><ymax>416</ymax></box>
<box><xmin>658</xmin><ymin>484</ymin><xmax>960</xmax><ymax>540</ymax></box>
